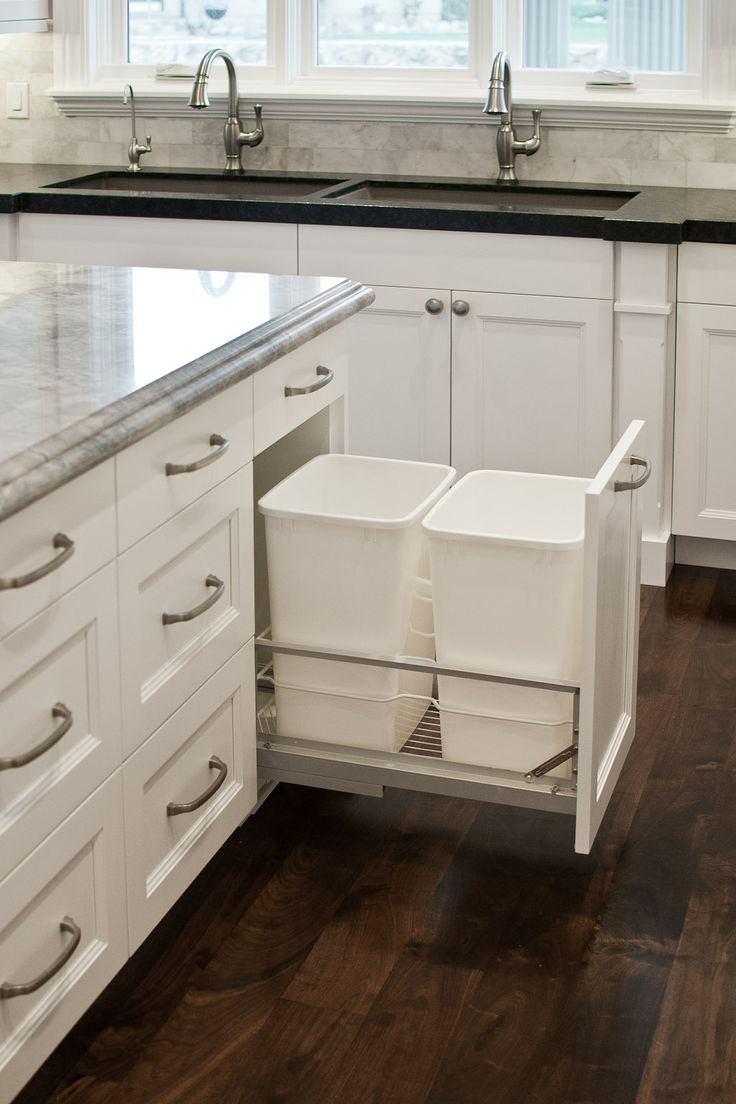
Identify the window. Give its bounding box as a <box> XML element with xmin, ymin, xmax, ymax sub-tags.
<box><xmin>128</xmin><ymin>0</ymin><xmax>268</xmax><ymax>66</ymax></box>
<box><xmin>521</xmin><ymin>0</ymin><xmax>688</xmax><ymax>74</ymax></box>
<box><xmin>51</xmin><ymin>0</ymin><xmax>734</xmax><ymax>130</ymax></box>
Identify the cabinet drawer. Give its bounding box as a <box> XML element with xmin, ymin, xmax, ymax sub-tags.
<box><xmin>0</xmin><ymin>564</ymin><xmax>121</xmax><ymax>881</ymax></box>
<box><xmin>0</xmin><ymin>773</ymin><xmax>127</xmax><ymax>1104</ymax></box>
<box><xmin>116</xmin><ymin>377</ymin><xmax>254</xmax><ymax>552</ymax></box>
<box><xmin>253</xmin><ymin>328</ymin><xmax>347</xmax><ymax>455</ymax></box>
<box><xmin>118</xmin><ymin>467</ymin><xmax>253</xmax><ymax>757</ymax></box>
<box><xmin>678</xmin><ymin>242</ymin><xmax>736</xmax><ymax>305</ymax></box>
<box><xmin>298</xmin><ymin>225</ymin><xmax>614</xmax><ymax>300</ymax></box>
<box><xmin>124</xmin><ymin>643</ymin><xmax>255</xmax><ymax>952</ymax></box>
<box><xmin>0</xmin><ymin>461</ymin><xmax>116</xmax><ymax>642</ymax></box>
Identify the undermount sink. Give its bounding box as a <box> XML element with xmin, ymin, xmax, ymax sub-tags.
<box><xmin>326</xmin><ymin>180</ymin><xmax>638</xmax><ymax>212</ymax></box>
<box><xmin>44</xmin><ymin>171</ymin><xmax>350</xmax><ymax>199</ymax></box>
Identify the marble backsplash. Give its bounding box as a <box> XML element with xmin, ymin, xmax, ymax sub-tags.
<box><xmin>3</xmin><ymin>33</ymin><xmax>736</xmax><ymax>189</ymax></box>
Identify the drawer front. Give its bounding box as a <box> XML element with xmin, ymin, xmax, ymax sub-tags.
<box><xmin>298</xmin><ymin>225</ymin><xmax>614</xmax><ymax>300</ymax></box>
<box><xmin>253</xmin><ymin>328</ymin><xmax>347</xmax><ymax>455</ymax></box>
<box><xmin>0</xmin><ymin>461</ymin><xmax>116</xmax><ymax>642</ymax></box>
<box><xmin>678</xmin><ymin>242</ymin><xmax>736</xmax><ymax>306</ymax></box>
<box><xmin>124</xmin><ymin>643</ymin><xmax>256</xmax><ymax>952</ymax></box>
<box><xmin>18</xmin><ymin>214</ymin><xmax>298</xmax><ymax>274</ymax></box>
<box><xmin>0</xmin><ymin>564</ymin><xmax>121</xmax><ymax>881</ymax></box>
<box><xmin>0</xmin><ymin>773</ymin><xmax>127</xmax><ymax>1104</ymax></box>
<box><xmin>116</xmin><ymin>377</ymin><xmax>254</xmax><ymax>552</ymax></box>
<box><xmin>118</xmin><ymin>467</ymin><xmax>254</xmax><ymax>757</ymax></box>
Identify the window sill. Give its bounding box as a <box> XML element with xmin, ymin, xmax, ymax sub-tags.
<box><xmin>48</xmin><ymin>82</ymin><xmax>736</xmax><ymax>134</ymax></box>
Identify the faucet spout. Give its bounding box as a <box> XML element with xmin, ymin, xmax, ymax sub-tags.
<box><xmin>188</xmin><ymin>49</ymin><xmax>264</xmax><ymax>173</ymax></box>
<box><xmin>123</xmin><ymin>83</ymin><xmax>152</xmax><ymax>172</ymax></box>
<box><xmin>482</xmin><ymin>51</ymin><xmax>541</xmax><ymax>185</ymax></box>
<box><xmin>483</xmin><ymin>51</ymin><xmax>512</xmax><ymax>120</ymax></box>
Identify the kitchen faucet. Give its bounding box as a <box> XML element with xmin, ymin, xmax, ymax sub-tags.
<box><xmin>123</xmin><ymin>84</ymin><xmax>152</xmax><ymax>172</ymax></box>
<box><xmin>483</xmin><ymin>51</ymin><xmax>541</xmax><ymax>185</ymax></box>
<box><xmin>188</xmin><ymin>49</ymin><xmax>264</xmax><ymax>174</ymax></box>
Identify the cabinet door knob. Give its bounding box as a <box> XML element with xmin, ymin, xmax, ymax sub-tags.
<box><xmin>452</xmin><ymin>299</ymin><xmax>470</xmax><ymax>316</ymax></box>
<box><xmin>425</xmin><ymin>297</ymin><xmax>444</xmax><ymax>315</ymax></box>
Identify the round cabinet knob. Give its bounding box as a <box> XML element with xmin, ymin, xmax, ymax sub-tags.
<box><xmin>425</xmin><ymin>297</ymin><xmax>444</xmax><ymax>315</ymax></box>
<box><xmin>452</xmin><ymin>299</ymin><xmax>470</xmax><ymax>316</ymax></box>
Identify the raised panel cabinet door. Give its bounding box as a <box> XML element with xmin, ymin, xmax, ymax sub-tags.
<box><xmin>576</xmin><ymin>420</ymin><xmax>645</xmax><ymax>854</ymax></box>
<box><xmin>450</xmin><ymin>291</ymin><xmax>613</xmax><ymax>479</ymax></box>
<box><xmin>345</xmin><ymin>286</ymin><xmax>451</xmax><ymax>464</ymax></box>
<box><xmin>673</xmin><ymin>304</ymin><xmax>736</xmax><ymax>540</ymax></box>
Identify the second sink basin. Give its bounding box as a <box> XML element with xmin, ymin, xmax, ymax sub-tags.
<box><xmin>45</xmin><ymin>171</ymin><xmax>350</xmax><ymax>199</ymax></box>
<box><xmin>327</xmin><ymin>180</ymin><xmax>638</xmax><ymax>212</ymax></box>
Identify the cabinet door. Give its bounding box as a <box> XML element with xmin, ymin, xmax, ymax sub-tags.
<box><xmin>576</xmin><ymin>420</ymin><xmax>644</xmax><ymax>854</ymax></box>
<box><xmin>345</xmin><ymin>286</ymin><xmax>451</xmax><ymax>464</ymax></box>
<box><xmin>451</xmin><ymin>291</ymin><xmax>612</xmax><ymax>478</ymax></box>
<box><xmin>673</xmin><ymin>303</ymin><xmax>736</xmax><ymax>540</ymax></box>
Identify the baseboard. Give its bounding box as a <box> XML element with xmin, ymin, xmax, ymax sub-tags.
<box><xmin>641</xmin><ymin>533</ymin><xmax>674</xmax><ymax>587</ymax></box>
<box><xmin>675</xmin><ymin>535</ymin><xmax>736</xmax><ymax>571</ymax></box>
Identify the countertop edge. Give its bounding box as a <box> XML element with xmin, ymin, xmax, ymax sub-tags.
<box><xmin>0</xmin><ymin>277</ymin><xmax>374</xmax><ymax>524</ymax></box>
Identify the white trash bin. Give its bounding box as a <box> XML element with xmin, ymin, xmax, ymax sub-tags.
<box><xmin>422</xmin><ymin>469</ymin><xmax>588</xmax><ymax>776</ymax></box>
<box><xmin>259</xmin><ymin>454</ymin><xmax>455</xmax><ymax>751</ymax></box>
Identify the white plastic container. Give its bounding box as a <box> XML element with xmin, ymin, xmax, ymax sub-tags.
<box><xmin>274</xmin><ymin>683</ymin><xmax>433</xmax><ymax>753</ymax></box>
<box><xmin>259</xmin><ymin>454</ymin><xmax>454</xmax><ymax>749</ymax></box>
<box><xmin>422</xmin><ymin>469</ymin><xmax>588</xmax><ymax>774</ymax></box>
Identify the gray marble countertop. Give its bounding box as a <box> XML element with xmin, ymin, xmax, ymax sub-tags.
<box><xmin>0</xmin><ymin>262</ymin><xmax>373</xmax><ymax>522</ymax></box>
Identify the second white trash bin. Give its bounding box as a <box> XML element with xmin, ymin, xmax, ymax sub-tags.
<box><xmin>259</xmin><ymin>454</ymin><xmax>455</xmax><ymax>751</ymax></box>
<box><xmin>422</xmin><ymin>469</ymin><xmax>588</xmax><ymax>778</ymax></box>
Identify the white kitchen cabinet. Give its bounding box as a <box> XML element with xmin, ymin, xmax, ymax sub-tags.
<box><xmin>344</xmin><ymin>286</ymin><xmax>451</xmax><ymax>464</ymax></box>
<box><xmin>0</xmin><ymin>0</ymin><xmax>48</xmax><ymax>32</ymax></box>
<box><xmin>0</xmin><ymin>773</ymin><xmax>127</xmax><ymax>1104</ymax></box>
<box><xmin>124</xmin><ymin>643</ymin><xmax>256</xmax><ymax>952</ymax></box>
<box><xmin>673</xmin><ymin>302</ymin><xmax>736</xmax><ymax>541</ymax></box>
<box><xmin>17</xmin><ymin>213</ymin><xmax>298</xmax><ymax>274</ymax></box>
<box><xmin>0</xmin><ymin>216</ymin><xmax>16</xmax><ymax>261</ymax></box>
<box><xmin>0</xmin><ymin>564</ymin><xmax>121</xmax><ymax>881</ymax></box>
<box><xmin>451</xmin><ymin>290</ymin><xmax>612</xmax><ymax>478</ymax></box>
<box><xmin>0</xmin><ymin>298</ymin><xmax>356</xmax><ymax>1102</ymax></box>
<box><xmin>298</xmin><ymin>224</ymin><xmax>614</xmax><ymax>480</ymax></box>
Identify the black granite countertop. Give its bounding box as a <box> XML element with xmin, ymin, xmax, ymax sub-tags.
<box><xmin>1</xmin><ymin>162</ymin><xmax>736</xmax><ymax>245</ymax></box>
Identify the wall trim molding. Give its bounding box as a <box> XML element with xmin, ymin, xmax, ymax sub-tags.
<box><xmin>48</xmin><ymin>87</ymin><xmax>736</xmax><ymax>134</ymax></box>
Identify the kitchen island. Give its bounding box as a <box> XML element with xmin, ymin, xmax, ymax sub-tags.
<box><xmin>0</xmin><ymin>261</ymin><xmax>372</xmax><ymax>1104</ymax></box>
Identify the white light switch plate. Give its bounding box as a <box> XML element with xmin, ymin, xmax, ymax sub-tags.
<box><xmin>7</xmin><ymin>83</ymin><xmax>29</xmax><ymax>119</ymax></box>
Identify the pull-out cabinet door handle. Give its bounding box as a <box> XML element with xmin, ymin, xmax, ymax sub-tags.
<box><xmin>614</xmin><ymin>455</ymin><xmax>652</xmax><ymax>492</ymax></box>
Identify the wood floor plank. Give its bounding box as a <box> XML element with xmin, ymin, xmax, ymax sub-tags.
<box><xmin>284</xmin><ymin>793</ymin><xmax>479</xmax><ymax>1015</ymax></box>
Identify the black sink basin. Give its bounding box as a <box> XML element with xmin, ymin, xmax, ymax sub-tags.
<box><xmin>327</xmin><ymin>180</ymin><xmax>638</xmax><ymax>212</ymax></box>
<box><xmin>45</xmin><ymin>171</ymin><xmax>350</xmax><ymax>199</ymax></box>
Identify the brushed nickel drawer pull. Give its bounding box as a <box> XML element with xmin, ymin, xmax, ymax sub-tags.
<box><xmin>162</xmin><ymin>574</ymin><xmax>225</xmax><ymax>625</ymax></box>
<box><xmin>284</xmin><ymin>365</ymin><xmax>334</xmax><ymax>397</ymax></box>
<box><xmin>0</xmin><ymin>916</ymin><xmax>82</xmax><ymax>1000</ymax></box>
<box><xmin>451</xmin><ymin>299</ymin><xmax>470</xmax><ymax>316</ymax></box>
<box><xmin>165</xmin><ymin>433</ymin><xmax>230</xmax><ymax>476</ymax></box>
<box><xmin>166</xmin><ymin>755</ymin><xmax>228</xmax><ymax>816</ymax></box>
<box><xmin>0</xmin><ymin>703</ymin><xmax>73</xmax><ymax>771</ymax></box>
<box><xmin>425</xmin><ymin>297</ymin><xmax>444</xmax><ymax>314</ymax></box>
<box><xmin>614</xmin><ymin>454</ymin><xmax>652</xmax><ymax>493</ymax></box>
<box><xmin>0</xmin><ymin>533</ymin><xmax>75</xmax><ymax>592</ymax></box>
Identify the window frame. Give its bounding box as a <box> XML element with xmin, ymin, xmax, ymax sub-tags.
<box><xmin>49</xmin><ymin>0</ymin><xmax>736</xmax><ymax>134</ymax></box>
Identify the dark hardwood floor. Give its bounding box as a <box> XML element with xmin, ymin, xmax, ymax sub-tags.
<box><xmin>15</xmin><ymin>564</ymin><xmax>736</xmax><ymax>1104</ymax></box>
